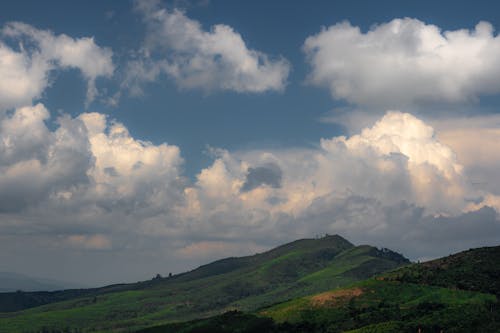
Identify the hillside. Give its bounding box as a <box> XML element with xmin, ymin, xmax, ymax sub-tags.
<box><xmin>0</xmin><ymin>235</ymin><xmax>409</xmax><ymax>332</ymax></box>
<box><xmin>139</xmin><ymin>245</ymin><xmax>500</xmax><ymax>333</ymax></box>
<box><xmin>381</xmin><ymin>245</ymin><xmax>500</xmax><ymax>296</ymax></box>
<box><xmin>257</xmin><ymin>245</ymin><xmax>500</xmax><ymax>333</ymax></box>
<box><xmin>143</xmin><ymin>280</ymin><xmax>498</xmax><ymax>333</ymax></box>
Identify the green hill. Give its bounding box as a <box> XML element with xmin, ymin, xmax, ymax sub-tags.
<box><xmin>258</xmin><ymin>245</ymin><xmax>500</xmax><ymax>333</ymax></box>
<box><xmin>0</xmin><ymin>235</ymin><xmax>409</xmax><ymax>332</ymax></box>
<box><xmin>140</xmin><ymin>245</ymin><xmax>500</xmax><ymax>333</ymax></box>
<box><xmin>143</xmin><ymin>279</ymin><xmax>498</xmax><ymax>333</ymax></box>
<box><xmin>381</xmin><ymin>245</ymin><xmax>500</xmax><ymax>296</ymax></box>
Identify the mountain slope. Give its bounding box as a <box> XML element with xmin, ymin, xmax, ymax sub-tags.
<box><xmin>145</xmin><ymin>280</ymin><xmax>497</xmax><ymax>333</ymax></box>
<box><xmin>381</xmin><ymin>245</ymin><xmax>500</xmax><ymax>296</ymax></box>
<box><xmin>0</xmin><ymin>235</ymin><xmax>409</xmax><ymax>332</ymax></box>
<box><xmin>0</xmin><ymin>234</ymin><xmax>354</xmax><ymax>313</ymax></box>
<box><xmin>259</xmin><ymin>245</ymin><xmax>500</xmax><ymax>333</ymax></box>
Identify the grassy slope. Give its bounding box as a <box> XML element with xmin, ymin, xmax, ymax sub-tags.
<box><xmin>0</xmin><ymin>235</ymin><xmax>410</xmax><ymax>332</ymax></box>
<box><xmin>0</xmin><ymin>235</ymin><xmax>354</xmax><ymax>313</ymax></box>
<box><xmin>381</xmin><ymin>245</ymin><xmax>500</xmax><ymax>296</ymax></box>
<box><xmin>261</xmin><ymin>279</ymin><xmax>495</xmax><ymax>321</ymax></box>
<box><xmin>136</xmin><ymin>278</ymin><xmax>498</xmax><ymax>333</ymax></box>
<box><xmin>258</xmin><ymin>245</ymin><xmax>500</xmax><ymax>333</ymax></box>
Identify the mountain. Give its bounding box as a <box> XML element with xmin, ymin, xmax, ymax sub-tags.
<box><xmin>381</xmin><ymin>245</ymin><xmax>500</xmax><ymax>296</ymax></box>
<box><xmin>143</xmin><ymin>277</ymin><xmax>498</xmax><ymax>333</ymax></box>
<box><xmin>0</xmin><ymin>235</ymin><xmax>409</xmax><ymax>332</ymax></box>
<box><xmin>0</xmin><ymin>272</ymin><xmax>84</xmax><ymax>292</ymax></box>
<box><xmin>134</xmin><ymin>245</ymin><xmax>500</xmax><ymax>333</ymax></box>
<box><xmin>256</xmin><ymin>245</ymin><xmax>500</xmax><ymax>333</ymax></box>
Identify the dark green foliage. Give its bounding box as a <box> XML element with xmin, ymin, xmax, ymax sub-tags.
<box><xmin>136</xmin><ymin>311</ymin><xmax>276</xmax><ymax>333</ymax></box>
<box><xmin>136</xmin><ymin>299</ymin><xmax>500</xmax><ymax>333</ymax></box>
<box><xmin>145</xmin><ymin>245</ymin><xmax>500</xmax><ymax>333</ymax></box>
<box><xmin>0</xmin><ymin>289</ymin><xmax>93</xmax><ymax>313</ymax></box>
<box><xmin>384</xmin><ymin>245</ymin><xmax>500</xmax><ymax>296</ymax></box>
<box><xmin>260</xmin><ymin>245</ymin><xmax>500</xmax><ymax>333</ymax></box>
<box><xmin>262</xmin><ymin>282</ymin><xmax>500</xmax><ymax>333</ymax></box>
<box><xmin>0</xmin><ymin>281</ymin><xmax>158</xmax><ymax>313</ymax></box>
<box><xmin>135</xmin><ymin>311</ymin><xmax>330</xmax><ymax>333</ymax></box>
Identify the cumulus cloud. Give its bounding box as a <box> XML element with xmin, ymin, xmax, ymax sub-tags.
<box><xmin>124</xmin><ymin>0</ymin><xmax>290</xmax><ymax>94</ymax></box>
<box><xmin>0</xmin><ymin>22</ymin><xmax>113</xmax><ymax>109</ymax></box>
<box><xmin>162</xmin><ymin>111</ymin><xmax>498</xmax><ymax>265</ymax></box>
<box><xmin>78</xmin><ymin>112</ymin><xmax>184</xmax><ymax>214</ymax></box>
<box><xmin>304</xmin><ymin>18</ymin><xmax>500</xmax><ymax>107</ymax></box>
<box><xmin>0</xmin><ymin>103</ymin><xmax>183</xmax><ymax>219</ymax></box>
<box><xmin>1</xmin><ymin>105</ymin><xmax>498</xmax><ymax>284</ymax></box>
<box><xmin>0</xmin><ymin>104</ymin><xmax>92</xmax><ymax>212</ymax></box>
<box><xmin>433</xmin><ymin>114</ymin><xmax>500</xmax><ymax>168</ymax></box>
<box><xmin>182</xmin><ymin>111</ymin><xmax>469</xmax><ymax>221</ymax></box>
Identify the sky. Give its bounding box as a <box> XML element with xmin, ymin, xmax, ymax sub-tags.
<box><xmin>1</xmin><ymin>0</ymin><xmax>500</xmax><ymax>286</ymax></box>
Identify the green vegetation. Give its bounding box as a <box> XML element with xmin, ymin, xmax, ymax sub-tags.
<box><xmin>133</xmin><ymin>244</ymin><xmax>500</xmax><ymax>333</ymax></box>
<box><xmin>257</xmin><ymin>245</ymin><xmax>500</xmax><ymax>333</ymax></box>
<box><xmin>261</xmin><ymin>279</ymin><xmax>498</xmax><ymax>332</ymax></box>
<box><xmin>0</xmin><ymin>235</ymin><xmax>409</xmax><ymax>332</ymax></box>
<box><xmin>2</xmin><ymin>239</ymin><xmax>498</xmax><ymax>333</ymax></box>
<box><xmin>382</xmin><ymin>245</ymin><xmax>500</xmax><ymax>296</ymax></box>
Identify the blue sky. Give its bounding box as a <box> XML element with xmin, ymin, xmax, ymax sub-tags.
<box><xmin>1</xmin><ymin>0</ymin><xmax>500</xmax><ymax>285</ymax></box>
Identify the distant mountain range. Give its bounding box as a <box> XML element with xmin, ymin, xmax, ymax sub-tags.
<box><xmin>0</xmin><ymin>235</ymin><xmax>498</xmax><ymax>333</ymax></box>
<box><xmin>0</xmin><ymin>272</ymin><xmax>84</xmax><ymax>292</ymax></box>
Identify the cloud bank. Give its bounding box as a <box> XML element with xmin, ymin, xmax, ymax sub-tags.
<box><xmin>1</xmin><ymin>102</ymin><xmax>498</xmax><ymax>283</ymax></box>
<box><xmin>304</xmin><ymin>18</ymin><xmax>500</xmax><ymax>107</ymax></box>
<box><xmin>124</xmin><ymin>0</ymin><xmax>290</xmax><ymax>95</ymax></box>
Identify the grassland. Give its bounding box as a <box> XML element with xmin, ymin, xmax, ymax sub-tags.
<box><xmin>261</xmin><ymin>279</ymin><xmax>497</xmax><ymax>331</ymax></box>
<box><xmin>4</xmin><ymin>239</ymin><xmax>496</xmax><ymax>333</ymax></box>
<box><xmin>135</xmin><ymin>245</ymin><xmax>500</xmax><ymax>333</ymax></box>
<box><xmin>0</xmin><ymin>235</ymin><xmax>409</xmax><ymax>332</ymax></box>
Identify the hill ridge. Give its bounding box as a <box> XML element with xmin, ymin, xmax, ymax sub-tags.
<box><xmin>0</xmin><ymin>235</ymin><xmax>409</xmax><ymax>332</ymax></box>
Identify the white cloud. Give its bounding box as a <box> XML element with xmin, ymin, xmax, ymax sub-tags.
<box><xmin>334</xmin><ymin>111</ymin><xmax>467</xmax><ymax>212</ymax></box>
<box><xmin>0</xmin><ymin>106</ymin><xmax>497</xmax><ymax>284</ymax></box>
<box><xmin>304</xmin><ymin>18</ymin><xmax>500</xmax><ymax>107</ymax></box>
<box><xmin>125</xmin><ymin>0</ymin><xmax>290</xmax><ymax>94</ymax></box>
<box><xmin>433</xmin><ymin>114</ymin><xmax>500</xmax><ymax>169</ymax></box>
<box><xmin>78</xmin><ymin>112</ymin><xmax>184</xmax><ymax>214</ymax></box>
<box><xmin>0</xmin><ymin>40</ymin><xmax>49</xmax><ymax>111</ymax></box>
<box><xmin>431</xmin><ymin>114</ymin><xmax>500</xmax><ymax>197</ymax></box>
<box><xmin>0</xmin><ymin>104</ymin><xmax>183</xmax><ymax>218</ymax></box>
<box><xmin>0</xmin><ymin>22</ymin><xmax>113</xmax><ymax>109</ymax></box>
<box><xmin>0</xmin><ymin>104</ymin><xmax>92</xmax><ymax>212</ymax></box>
<box><xmin>183</xmin><ymin>111</ymin><xmax>470</xmax><ymax>221</ymax></box>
